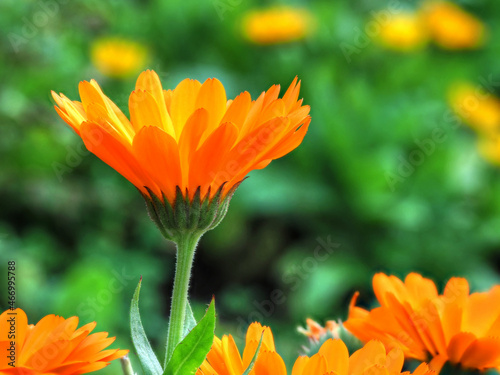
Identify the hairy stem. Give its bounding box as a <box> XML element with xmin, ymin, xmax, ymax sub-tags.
<box><xmin>164</xmin><ymin>232</ymin><xmax>202</xmax><ymax>366</ymax></box>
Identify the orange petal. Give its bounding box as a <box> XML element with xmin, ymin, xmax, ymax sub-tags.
<box><xmin>318</xmin><ymin>339</ymin><xmax>349</xmax><ymax>375</ymax></box>
<box><xmin>170</xmin><ymin>78</ymin><xmax>202</xmax><ymax>137</ymax></box>
<box><xmin>129</xmin><ymin>90</ymin><xmax>165</xmax><ymax>132</ymax></box>
<box><xmin>132</xmin><ymin>126</ymin><xmax>181</xmax><ymax>202</ymax></box>
<box><xmin>349</xmin><ymin>340</ymin><xmax>388</xmax><ymax>374</ymax></box>
<box><xmin>447</xmin><ymin>332</ymin><xmax>476</xmax><ymax>364</ymax></box>
<box><xmin>282</xmin><ymin>77</ymin><xmax>301</xmax><ymax>112</ymax></box>
<box><xmin>221</xmin><ymin>91</ymin><xmax>252</xmax><ymax>130</ymax></box>
<box><xmin>460</xmin><ymin>337</ymin><xmax>500</xmax><ymax>369</ymax></box>
<box><xmin>302</xmin><ymin>354</ymin><xmax>328</xmax><ymax>375</ymax></box>
<box><xmin>292</xmin><ymin>356</ymin><xmax>310</xmax><ymax>375</ymax></box>
<box><xmin>195</xmin><ymin>78</ymin><xmax>228</xmax><ymax>141</ymax></box>
<box><xmin>220</xmin><ymin>335</ymin><xmax>243</xmax><ymax>374</ymax></box>
<box><xmin>253</xmin><ymin>351</ymin><xmax>287</xmax><ymax>375</ymax></box>
<box><xmin>188</xmin><ymin>122</ymin><xmax>238</xmax><ymax>198</ymax></box>
<box><xmin>441</xmin><ymin>278</ymin><xmax>468</xmax><ymax>343</ymax></box>
<box><xmin>135</xmin><ymin>70</ymin><xmax>174</xmax><ymax>136</ymax></box>
<box><xmin>80</xmin><ymin>122</ymin><xmax>159</xmax><ymax>196</ymax></box>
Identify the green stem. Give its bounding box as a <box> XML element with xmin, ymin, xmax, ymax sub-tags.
<box><xmin>165</xmin><ymin>231</ymin><xmax>202</xmax><ymax>366</ymax></box>
<box><xmin>120</xmin><ymin>355</ymin><xmax>136</xmax><ymax>375</ymax></box>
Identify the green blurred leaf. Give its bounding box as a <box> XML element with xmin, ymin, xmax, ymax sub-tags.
<box><xmin>163</xmin><ymin>299</ymin><xmax>215</xmax><ymax>375</ymax></box>
<box><xmin>130</xmin><ymin>278</ymin><xmax>163</xmax><ymax>375</ymax></box>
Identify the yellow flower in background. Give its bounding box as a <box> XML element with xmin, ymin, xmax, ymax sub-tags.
<box><xmin>91</xmin><ymin>37</ymin><xmax>148</xmax><ymax>78</ymax></box>
<box><xmin>423</xmin><ymin>1</ymin><xmax>485</xmax><ymax>50</ymax></box>
<box><xmin>477</xmin><ymin>135</ymin><xmax>500</xmax><ymax>165</ymax></box>
<box><xmin>242</xmin><ymin>7</ymin><xmax>313</xmax><ymax>45</ymax></box>
<box><xmin>449</xmin><ymin>83</ymin><xmax>500</xmax><ymax>134</ymax></box>
<box><xmin>197</xmin><ymin>322</ymin><xmax>286</xmax><ymax>375</ymax></box>
<box><xmin>292</xmin><ymin>339</ymin><xmax>434</xmax><ymax>375</ymax></box>
<box><xmin>377</xmin><ymin>12</ymin><xmax>429</xmax><ymax>51</ymax></box>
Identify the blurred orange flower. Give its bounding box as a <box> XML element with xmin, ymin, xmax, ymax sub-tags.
<box><xmin>423</xmin><ymin>1</ymin><xmax>485</xmax><ymax>49</ymax></box>
<box><xmin>0</xmin><ymin>308</ymin><xmax>127</xmax><ymax>375</ymax></box>
<box><xmin>52</xmin><ymin>70</ymin><xmax>310</xmax><ymax>205</ymax></box>
<box><xmin>449</xmin><ymin>83</ymin><xmax>500</xmax><ymax>165</ymax></box>
<box><xmin>242</xmin><ymin>7</ymin><xmax>313</xmax><ymax>45</ymax></box>
<box><xmin>344</xmin><ymin>273</ymin><xmax>500</xmax><ymax>372</ymax></box>
<box><xmin>197</xmin><ymin>322</ymin><xmax>286</xmax><ymax>375</ymax></box>
<box><xmin>91</xmin><ymin>37</ymin><xmax>148</xmax><ymax>78</ymax></box>
<box><xmin>377</xmin><ymin>12</ymin><xmax>428</xmax><ymax>51</ymax></box>
<box><xmin>292</xmin><ymin>339</ymin><xmax>434</xmax><ymax>375</ymax></box>
<box><xmin>297</xmin><ymin>318</ymin><xmax>340</xmax><ymax>342</ymax></box>
<box><xmin>449</xmin><ymin>83</ymin><xmax>500</xmax><ymax>135</ymax></box>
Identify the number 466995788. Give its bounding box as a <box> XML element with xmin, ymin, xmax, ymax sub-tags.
<box><xmin>7</xmin><ymin>260</ymin><xmax>15</xmax><ymax>310</ymax></box>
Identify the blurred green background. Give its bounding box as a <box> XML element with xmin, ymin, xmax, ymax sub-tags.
<box><xmin>1</xmin><ymin>0</ymin><xmax>500</xmax><ymax>373</ymax></box>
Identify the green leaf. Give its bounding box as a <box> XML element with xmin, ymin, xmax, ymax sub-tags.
<box><xmin>130</xmin><ymin>277</ymin><xmax>163</xmax><ymax>375</ymax></box>
<box><xmin>183</xmin><ymin>300</ymin><xmax>197</xmax><ymax>339</ymax></box>
<box><xmin>242</xmin><ymin>332</ymin><xmax>264</xmax><ymax>375</ymax></box>
<box><xmin>163</xmin><ymin>299</ymin><xmax>216</xmax><ymax>375</ymax></box>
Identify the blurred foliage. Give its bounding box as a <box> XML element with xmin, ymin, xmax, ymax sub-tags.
<box><xmin>2</xmin><ymin>0</ymin><xmax>500</xmax><ymax>373</ymax></box>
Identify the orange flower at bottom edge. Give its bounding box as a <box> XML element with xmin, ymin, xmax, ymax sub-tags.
<box><xmin>197</xmin><ymin>322</ymin><xmax>286</xmax><ymax>375</ymax></box>
<box><xmin>344</xmin><ymin>273</ymin><xmax>500</xmax><ymax>372</ymax></box>
<box><xmin>0</xmin><ymin>308</ymin><xmax>128</xmax><ymax>375</ymax></box>
<box><xmin>292</xmin><ymin>339</ymin><xmax>435</xmax><ymax>375</ymax></box>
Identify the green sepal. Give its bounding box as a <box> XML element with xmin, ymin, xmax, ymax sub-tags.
<box><xmin>174</xmin><ymin>186</ymin><xmax>189</xmax><ymax>229</ymax></box>
<box><xmin>130</xmin><ymin>277</ymin><xmax>163</xmax><ymax>375</ymax></box>
<box><xmin>163</xmin><ymin>299</ymin><xmax>216</xmax><ymax>375</ymax></box>
<box><xmin>143</xmin><ymin>190</ymin><xmax>170</xmax><ymax>239</ymax></box>
<box><xmin>143</xmin><ymin>181</ymin><xmax>243</xmax><ymax>242</ymax></box>
<box><xmin>187</xmin><ymin>187</ymin><xmax>202</xmax><ymax>230</ymax></box>
<box><xmin>197</xmin><ymin>186</ymin><xmax>214</xmax><ymax>229</ymax></box>
<box><xmin>242</xmin><ymin>332</ymin><xmax>264</xmax><ymax>375</ymax></box>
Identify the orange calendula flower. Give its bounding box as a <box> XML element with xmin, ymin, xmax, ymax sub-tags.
<box><xmin>52</xmin><ymin>70</ymin><xmax>309</xmax><ymax>239</ymax></box>
<box><xmin>449</xmin><ymin>83</ymin><xmax>500</xmax><ymax>135</ymax></box>
<box><xmin>242</xmin><ymin>7</ymin><xmax>313</xmax><ymax>45</ymax></box>
<box><xmin>344</xmin><ymin>273</ymin><xmax>500</xmax><ymax>372</ymax></box>
<box><xmin>377</xmin><ymin>12</ymin><xmax>428</xmax><ymax>51</ymax></box>
<box><xmin>423</xmin><ymin>1</ymin><xmax>485</xmax><ymax>49</ymax></box>
<box><xmin>0</xmin><ymin>308</ymin><xmax>127</xmax><ymax>375</ymax></box>
<box><xmin>292</xmin><ymin>339</ymin><xmax>434</xmax><ymax>375</ymax></box>
<box><xmin>91</xmin><ymin>37</ymin><xmax>148</xmax><ymax>78</ymax></box>
<box><xmin>197</xmin><ymin>322</ymin><xmax>286</xmax><ymax>375</ymax></box>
